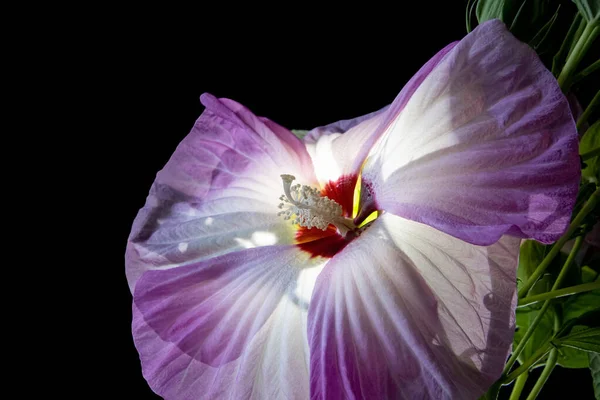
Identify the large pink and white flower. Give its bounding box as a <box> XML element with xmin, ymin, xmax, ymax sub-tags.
<box><xmin>126</xmin><ymin>20</ymin><xmax>580</xmax><ymax>400</ymax></box>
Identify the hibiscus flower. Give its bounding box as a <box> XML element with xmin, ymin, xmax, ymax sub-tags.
<box><xmin>126</xmin><ymin>20</ymin><xmax>580</xmax><ymax>400</ymax></box>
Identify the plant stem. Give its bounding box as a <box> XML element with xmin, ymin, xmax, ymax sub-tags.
<box><xmin>505</xmin><ymin>235</ymin><xmax>585</xmax><ymax>373</ymax></box>
<box><xmin>465</xmin><ymin>0</ymin><xmax>477</xmax><ymax>33</ymax></box>
<box><xmin>509</xmin><ymin>372</ymin><xmax>529</xmax><ymax>400</ymax></box>
<box><xmin>504</xmin><ymin>300</ymin><xmax>552</xmax><ymax>375</ymax></box>
<box><xmin>524</xmin><ymin>312</ymin><xmax>561</xmax><ymax>399</ymax></box>
<box><xmin>524</xmin><ymin>349</ymin><xmax>557</xmax><ymax>400</ymax></box>
<box><xmin>518</xmin><ymin>281</ymin><xmax>600</xmax><ymax>307</ymax></box>
<box><xmin>557</xmin><ymin>21</ymin><xmax>599</xmax><ymax>92</ymax></box>
<box><xmin>504</xmin><ymin>343</ymin><xmax>551</xmax><ymax>383</ymax></box>
<box><xmin>529</xmin><ymin>5</ymin><xmax>561</xmax><ymax>51</ymax></box>
<box><xmin>550</xmin><ymin>235</ymin><xmax>583</xmax><ymax>290</ymax></box>
<box><xmin>552</xmin><ymin>14</ymin><xmax>584</xmax><ymax>75</ymax></box>
<box><xmin>577</xmin><ymin>90</ymin><xmax>599</xmax><ymax>131</ymax></box>
<box><xmin>518</xmin><ymin>188</ymin><xmax>599</xmax><ymax>299</ymax></box>
<box><xmin>572</xmin><ymin>59</ymin><xmax>600</xmax><ymax>84</ymax></box>
<box><xmin>509</xmin><ymin>0</ymin><xmax>529</xmax><ymax>31</ymax></box>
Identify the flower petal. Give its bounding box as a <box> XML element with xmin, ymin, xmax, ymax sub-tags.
<box><xmin>126</xmin><ymin>93</ymin><xmax>317</xmax><ymax>290</ymax></box>
<box><xmin>304</xmin><ymin>42</ymin><xmax>458</xmax><ymax>186</ymax></box>
<box><xmin>133</xmin><ymin>245</ymin><xmax>325</xmax><ymax>399</ymax></box>
<box><xmin>308</xmin><ymin>213</ymin><xmax>520</xmax><ymax>399</ymax></box>
<box><xmin>361</xmin><ymin>20</ymin><xmax>579</xmax><ymax>245</ymax></box>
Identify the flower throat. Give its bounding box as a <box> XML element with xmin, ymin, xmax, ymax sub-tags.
<box><xmin>277</xmin><ymin>174</ymin><xmax>358</xmax><ymax>236</ymax></box>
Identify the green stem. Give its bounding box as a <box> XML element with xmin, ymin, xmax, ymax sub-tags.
<box><xmin>557</xmin><ymin>22</ymin><xmax>599</xmax><ymax>92</ymax></box>
<box><xmin>509</xmin><ymin>0</ymin><xmax>529</xmax><ymax>31</ymax></box>
<box><xmin>483</xmin><ymin>381</ymin><xmax>501</xmax><ymax>400</ymax></box>
<box><xmin>529</xmin><ymin>5</ymin><xmax>561</xmax><ymax>51</ymax></box>
<box><xmin>524</xmin><ymin>349</ymin><xmax>558</xmax><ymax>400</ymax></box>
<box><xmin>505</xmin><ymin>236</ymin><xmax>585</xmax><ymax>373</ymax></box>
<box><xmin>465</xmin><ymin>0</ymin><xmax>477</xmax><ymax>33</ymax></box>
<box><xmin>518</xmin><ymin>281</ymin><xmax>600</xmax><ymax>307</ymax></box>
<box><xmin>509</xmin><ymin>372</ymin><xmax>529</xmax><ymax>400</ymax></box>
<box><xmin>581</xmin><ymin>147</ymin><xmax>600</xmax><ymax>161</ymax></box>
<box><xmin>572</xmin><ymin>59</ymin><xmax>600</xmax><ymax>84</ymax></box>
<box><xmin>550</xmin><ymin>235</ymin><xmax>583</xmax><ymax>290</ymax></box>
<box><xmin>568</xmin><ymin>17</ymin><xmax>588</xmax><ymax>59</ymax></box>
<box><xmin>552</xmin><ymin>14</ymin><xmax>584</xmax><ymax>75</ymax></box>
<box><xmin>524</xmin><ymin>312</ymin><xmax>561</xmax><ymax>400</ymax></box>
<box><xmin>504</xmin><ymin>300</ymin><xmax>553</xmax><ymax>375</ymax></box>
<box><xmin>577</xmin><ymin>90</ymin><xmax>600</xmax><ymax>131</ymax></box>
<box><xmin>504</xmin><ymin>343</ymin><xmax>552</xmax><ymax>384</ymax></box>
<box><xmin>518</xmin><ymin>188</ymin><xmax>600</xmax><ymax>298</ymax></box>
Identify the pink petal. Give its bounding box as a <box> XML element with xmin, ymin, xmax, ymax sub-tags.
<box><xmin>304</xmin><ymin>42</ymin><xmax>457</xmax><ymax>186</ymax></box>
<box><xmin>361</xmin><ymin>20</ymin><xmax>579</xmax><ymax>245</ymax></box>
<box><xmin>126</xmin><ymin>93</ymin><xmax>317</xmax><ymax>290</ymax></box>
<box><xmin>308</xmin><ymin>214</ymin><xmax>520</xmax><ymax>399</ymax></box>
<box><xmin>133</xmin><ymin>245</ymin><xmax>325</xmax><ymax>399</ymax></box>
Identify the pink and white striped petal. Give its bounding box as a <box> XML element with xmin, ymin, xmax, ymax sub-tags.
<box><xmin>308</xmin><ymin>213</ymin><xmax>520</xmax><ymax>399</ymax></box>
<box><xmin>360</xmin><ymin>20</ymin><xmax>579</xmax><ymax>245</ymax></box>
<box><xmin>126</xmin><ymin>93</ymin><xmax>317</xmax><ymax>290</ymax></box>
<box><xmin>133</xmin><ymin>245</ymin><xmax>325</xmax><ymax>399</ymax></box>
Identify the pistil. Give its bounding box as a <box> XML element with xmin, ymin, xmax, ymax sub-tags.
<box><xmin>278</xmin><ymin>174</ymin><xmax>357</xmax><ymax>236</ymax></box>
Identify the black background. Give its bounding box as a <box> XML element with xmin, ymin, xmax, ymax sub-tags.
<box><xmin>87</xmin><ymin>2</ymin><xmax>597</xmax><ymax>399</ymax></box>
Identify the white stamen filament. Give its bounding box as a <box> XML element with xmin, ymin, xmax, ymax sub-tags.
<box><xmin>277</xmin><ymin>174</ymin><xmax>356</xmax><ymax>235</ymax></box>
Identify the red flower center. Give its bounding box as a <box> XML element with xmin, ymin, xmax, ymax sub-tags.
<box><xmin>295</xmin><ymin>175</ymin><xmax>360</xmax><ymax>258</ymax></box>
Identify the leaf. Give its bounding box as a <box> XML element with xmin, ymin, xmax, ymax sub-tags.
<box><xmin>582</xmin><ymin>265</ymin><xmax>599</xmax><ymax>283</ymax></box>
<box><xmin>515</xmin><ymin>286</ymin><xmax>555</xmax><ymax>362</ymax></box>
<box><xmin>558</xmin><ymin>289</ymin><xmax>600</xmax><ymax>368</ymax></box>
<box><xmin>573</xmin><ymin>0</ymin><xmax>600</xmax><ymax>23</ymax></box>
<box><xmin>517</xmin><ymin>240</ymin><xmax>547</xmax><ymax>292</ymax></box>
<box><xmin>556</xmin><ymin>327</ymin><xmax>600</xmax><ymax>353</ymax></box>
<box><xmin>516</xmin><ymin>283</ymin><xmax>600</xmax><ymax>368</ymax></box>
<box><xmin>557</xmin><ymin>308</ymin><xmax>600</xmax><ymax>340</ymax></box>
<box><xmin>563</xmin><ymin>289</ymin><xmax>600</xmax><ymax>324</ymax></box>
<box><xmin>476</xmin><ymin>0</ymin><xmax>513</xmax><ymax>22</ymax></box>
<box><xmin>476</xmin><ymin>0</ymin><xmax>555</xmax><ymax>31</ymax></box>
<box><xmin>581</xmin><ymin>121</ymin><xmax>600</xmax><ymax>183</ymax></box>
<box><xmin>558</xmin><ymin>345</ymin><xmax>591</xmax><ymax>368</ymax></box>
<box><xmin>589</xmin><ymin>352</ymin><xmax>600</xmax><ymax>399</ymax></box>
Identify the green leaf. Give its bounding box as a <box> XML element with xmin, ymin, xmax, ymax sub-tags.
<box><xmin>515</xmin><ymin>288</ymin><xmax>555</xmax><ymax>362</ymax></box>
<box><xmin>517</xmin><ymin>240</ymin><xmax>547</xmax><ymax>292</ymax></box>
<box><xmin>556</xmin><ymin>290</ymin><xmax>600</xmax><ymax>367</ymax></box>
<box><xmin>291</xmin><ymin>129</ymin><xmax>309</xmax><ymax>140</ymax></box>
<box><xmin>556</xmin><ymin>327</ymin><xmax>600</xmax><ymax>353</ymax></box>
<box><xmin>581</xmin><ymin>121</ymin><xmax>600</xmax><ymax>183</ymax></box>
<box><xmin>476</xmin><ymin>0</ymin><xmax>513</xmax><ymax>22</ymax></box>
<box><xmin>563</xmin><ymin>289</ymin><xmax>600</xmax><ymax>323</ymax></box>
<box><xmin>516</xmin><ymin>284</ymin><xmax>600</xmax><ymax>368</ymax></box>
<box><xmin>582</xmin><ymin>265</ymin><xmax>599</xmax><ymax>283</ymax></box>
<box><xmin>573</xmin><ymin>0</ymin><xmax>600</xmax><ymax>23</ymax></box>
<box><xmin>558</xmin><ymin>345</ymin><xmax>591</xmax><ymax>368</ymax></box>
<box><xmin>590</xmin><ymin>352</ymin><xmax>600</xmax><ymax>399</ymax></box>
<box><xmin>476</xmin><ymin>0</ymin><xmax>555</xmax><ymax>32</ymax></box>
<box><xmin>557</xmin><ymin>308</ymin><xmax>600</xmax><ymax>340</ymax></box>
